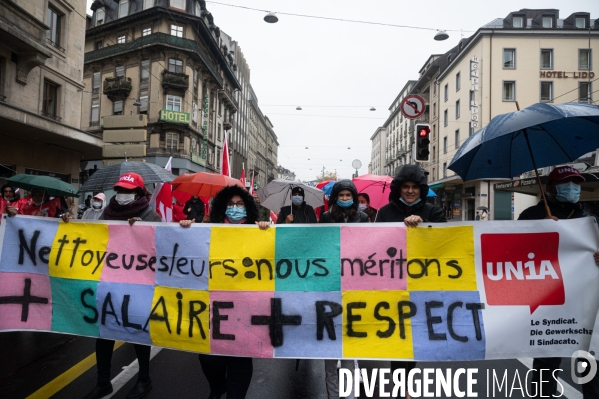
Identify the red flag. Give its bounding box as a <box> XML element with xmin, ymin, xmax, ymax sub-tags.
<box><xmin>240</xmin><ymin>163</ymin><xmax>246</xmax><ymax>188</ymax></box>
<box><xmin>269</xmin><ymin>210</ymin><xmax>278</xmax><ymax>224</ymax></box>
<box><xmin>249</xmin><ymin>171</ymin><xmax>255</xmax><ymax>195</ymax></box>
<box><xmin>221</xmin><ymin>132</ymin><xmax>231</xmax><ymax>177</ymax></box>
<box><xmin>150</xmin><ymin>183</ymin><xmax>173</xmax><ymax>222</ymax></box>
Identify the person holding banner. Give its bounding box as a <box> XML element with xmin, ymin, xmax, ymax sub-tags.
<box><xmin>375</xmin><ymin>165</ymin><xmax>446</xmax><ymax>398</ymax></box>
<box><xmin>180</xmin><ymin>185</ymin><xmax>269</xmax><ymax>399</ymax></box>
<box><xmin>519</xmin><ymin>166</ymin><xmax>599</xmax><ymax>398</ymax></box>
<box><xmin>6</xmin><ymin>188</ymin><xmax>62</xmax><ymax>218</ymax></box>
<box><xmin>80</xmin><ymin>193</ymin><xmax>106</xmax><ymax>221</ymax></box>
<box><xmin>276</xmin><ymin>186</ymin><xmax>318</xmax><ymax>224</ymax></box>
<box><xmin>320</xmin><ymin>180</ymin><xmax>368</xmax><ymax>399</ymax></box>
<box><xmin>81</xmin><ymin>173</ymin><xmax>161</xmax><ymax>399</ymax></box>
<box><xmin>357</xmin><ymin>193</ymin><xmax>377</xmax><ymax>222</ymax></box>
<box><xmin>183</xmin><ymin>195</ymin><xmax>205</xmax><ymax>223</ymax></box>
<box><xmin>0</xmin><ymin>183</ymin><xmax>17</xmax><ymax>216</ymax></box>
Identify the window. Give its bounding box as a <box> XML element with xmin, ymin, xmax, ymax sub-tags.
<box><xmin>113</xmin><ymin>100</ymin><xmax>123</xmax><ymax>115</ymax></box>
<box><xmin>455</xmin><ymin>100</ymin><xmax>460</xmax><ymax>119</ymax></box>
<box><xmin>218</xmin><ymin>123</ymin><xmax>222</xmax><ymax>141</ymax></box>
<box><xmin>217</xmin><ymin>149</ymin><xmax>221</xmax><ymax>168</ymax></box>
<box><xmin>512</xmin><ymin>16</ymin><xmax>523</xmax><ymax>28</ymax></box>
<box><xmin>540</xmin><ymin>82</ymin><xmax>553</xmax><ymax>102</ymax></box>
<box><xmin>142</xmin><ymin>26</ymin><xmax>152</xmax><ymax>36</ymax></box>
<box><xmin>118</xmin><ymin>0</ymin><xmax>128</xmax><ymax>18</ymax></box>
<box><xmin>96</xmin><ymin>8</ymin><xmax>105</xmax><ymax>25</ymax></box>
<box><xmin>195</xmin><ymin>1</ymin><xmax>202</xmax><ymax>16</ymax></box>
<box><xmin>503</xmin><ymin>81</ymin><xmax>515</xmax><ymax>101</ymax></box>
<box><xmin>143</xmin><ymin>0</ymin><xmax>154</xmax><ymax>9</ymax></box>
<box><xmin>432</xmin><ymin>146</ymin><xmax>436</xmax><ymax>161</ymax></box>
<box><xmin>166</xmin><ymin>95</ymin><xmax>182</xmax><ymax>112</ymax></box>
<box><xmin>171</xmin><ymin>0</ymin><xmax>185</xmax><ymax>10</ymax></box>
<box><xmin>579</xmin><ymin>82</ymin><xmax>592</xmax><ymax>103</ymax></box>
<box><xmin>141</xmin><ymin>60</ymin><xmax>150</xmax><ymax>82</ymax></box>
<box><xmin>171</xmin><ymin>24</ymin><xmax>183</xmax><ymax>37</ymax></box>
<box><xmin>46</xmin><ymin>7</ymin><xmax>61</xmax><ymax>49</ymax></box>
<box><xmin>540</xmin><ymin>49</ymin><xmax>553</xmax><ymax>69</ymax></box>
<box><xmin>91</xmin><ymin>99</ymin><xmax>99</xmax><ymax>126</ymax></box>
<box><xmin>503</xmin><ymin>49</ymin><xmax>515</xmax><ymax>69</ymax></box>
<box><xmin>469</xmin><ymin>90</ymin><xmax>475</xmax><ymax>110</ymax></box>
<box><xmin>469</xmin><ymin>124</ymin><xmax>475</xmax><ymax>136</ymax></box>
<box><xmin>443</xmin><ymin>136</ymin><xmax>448</xmax><ymax>153</ymax></box>
<box><xmin>542</xmin><ymin>16</ymin><xmax>553</xmax><ymax>28</ymax></box>
<box><xmin>444</xmin><ymin>84</ymin><xmax>448</xmax><ymax>101</ymax></box>
<box><xmin>579</xmin><ymin>49</ymin><xmax>591</xmax><ymax>70</ymax></box>
<box><xmin>444</xmin><ymin>109</ymin><xmax>448</xmax><ymax>126</ymax></box>
<box><xmin>456</xmin><ymin>72</ymin><xmax>460</xmax><ymax>91</ymax></box>
<box><xmin>433</xmin><ymin>83</ymin><xmax>436</xmax><ymax>96</ymax></box>
<box><xmin>433</xmin><ymin>102</ymin><xmax>436</xmax><ymax>117</ymax></box>
<box><xmin>576</xmin><ymin>17</ymin><xmax>586</xmax><ymax>29</ymax></box>
<box><xmin>443</xmin><ymin>163</ymin><xmax>447</xmax><ymax>178</ymax></box>
<box><xmin>116</xmin><ymin>66</ymin><xmax>125</xmax><ymax>77</ymax></box>
<box><xmin>95</xmin><ymin>40</ymin><xmax>103</xmax><ymax>50</ymax></box>
<box><xmin>139</xmin><ymin>89</ymin><xmax>148</xmax><ymax>113</ymax></box>
<box><xmin>92</xmin><ymin>72</ymin><xmax>101</xmax><ymax>94</ymax></box>
<box><xmin>42</xmin><ymin>80</ymin><xmax>58</xmax><ymax>118</ymax></box>
<box><xmin>193</xmin><ymin>69</ymin><xmax>198</xmax><ymax>91</ymax></box>
<box><xmin>168</xmin><ymin>58</ymin><xmax>183</xmax><ymax>73</ymax></box>
<box><xmin>117</xmin><ymin>34</ymin><xmax>126</xmax><ymax>44</ymax></box>
<box><xmin>455</xmin><ymin>130</ymin><xmax>460</xmax><ymax>149</ymax></box>
<box><xmin>166</xmin><ymin>133</ymin><xmax>179</xmax><ymax>151</ymax></box>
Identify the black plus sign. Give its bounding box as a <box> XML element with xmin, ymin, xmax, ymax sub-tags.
<box><xmin>0</xmin><ymin>278</ymin><xmax>49</xmax><ymax>322</ymax></box>
<box><xmin>251</xmin><ymin>298</ymin><xmax>302</xmax><ymax>347</ymax></box>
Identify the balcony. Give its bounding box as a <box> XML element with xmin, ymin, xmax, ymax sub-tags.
<box><xmin>223</xmin><ymin>121</ymin><xmax>233</xmax><ymax>131</ymax></box>
<box><xmin>162</xmin><ymin>70</ymin><xmax>189</xmax><ymax>92</ymax></box>
<box><xmin>219</xmin><ymin>86</ymin><xmax>239</xmax><ymax>113</ymax></box>
<box><xmin>103</xmin><ymin>76</ymin><xmax>132</xmax><ymax>101</ymax></box>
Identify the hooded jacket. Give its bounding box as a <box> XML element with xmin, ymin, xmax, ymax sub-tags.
<box><xmin>276</xmin><ymin>187</ymin><xmax>318</xmax><ymax>224</ymax></box>
<box><xmin>183</xmin><ymin>197</ymin><xmax>205</xmax><ymax>223</ymax></box>
<box><xmin>375</xmin><ymin>165</ymin><xmax>446</xmax><ymax>223</ymax></box>
<box><xmin>210</xmin><ymin>185</ymin><xmax>258</xmax><ymax>224</ymax></box>
<box><xmin>320</xmin><ymin>180</ymin><xmax>368</xmax><ymax>223</ymax></box>
<box><xmin>82</xmin><ymin>193</ymin><xmax>106</xmax><ymax>221</ymax></box>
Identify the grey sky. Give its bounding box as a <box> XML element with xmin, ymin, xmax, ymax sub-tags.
<box><xmin>85</xmin><ymin>0</ymin><xmax>599</xmax><ymax>181</ymax></box>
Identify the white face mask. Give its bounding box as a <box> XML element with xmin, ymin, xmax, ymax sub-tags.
<box><xmin>115</xmin><ymin>193</ymin><xmax>136</xmax><ymax>205</ymax></box>
<box><xmin>92</xmin><ymin>201</ymin><xmax>103</xmax><ymax>210</ymax></box>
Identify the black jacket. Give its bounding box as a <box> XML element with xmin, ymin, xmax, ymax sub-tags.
<box><xmin>518</xmin><ymin>198</ymin><xmax>599</xmax><ymax>222</ymax></box>
<box><xmin>376</xmin><ymin>165</ymin><xmax>446</xmax><ymax>223</ymax></box>
<box><xmin>210</xmin><ymin>185</ymin><xmax>259</xmax><ymax>224</ymax></box>
<box><xmin>184</xmin><ymin>198</ymin><xmax>205</xmax><ymax>223</ymax></box>
<box><xmin>320</xmin><ymin>210</ymin><xmax>368</xmax><ymax>223</ymax></box>
<box><xmin>276</xmin><ymin>203</ymin><xmax>318</xmax><ymax>224</ymax></box>
<box><xmin>320</xmin><ymin>179</ymin><xmax>368</xmax><ymax>224</ymax></box>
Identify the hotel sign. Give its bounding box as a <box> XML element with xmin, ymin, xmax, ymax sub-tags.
<box><xmin>470</xmin><ymin>56</ymin><xmax>480</xmax><ymax>129</ymax></box>
<box><xmin>159</xmin><ymin>110</ymin><xmax>190</xmax><ymax>124</ymax></box>
<box><xmin>539</xmin><ymin>71</ymin><xmax>595</xmax><ymax>79</ymax></box>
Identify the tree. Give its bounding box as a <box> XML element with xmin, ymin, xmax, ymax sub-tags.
<box><xmin>316</xmin><ymin>171</ymin><xmax>338</xmax><ymax>182</ymax></box>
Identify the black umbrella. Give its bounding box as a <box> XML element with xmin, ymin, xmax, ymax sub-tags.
<box><xmin>78</xmin><ymin>161</ymin><xmax>176</xmax><ymax>192</ymax></box>
<box><xmin>477</xmin><ymin>206</ymin><xmax>489</xmax><ymax>211</ymax></box>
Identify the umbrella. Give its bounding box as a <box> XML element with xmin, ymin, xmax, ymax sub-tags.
<box><xmin>322</xmin><ymin>181</ymin><xmax>336</xmax><ymax>196</ymax></box>
<box><xmin>7</xmin><ymin>174</ymin><xmax>78</xmax><ymax>197</ymax></box>
<box><xmin>78</xmin><ymin>161</ymin><xmax>177</xmax><ymax>192</ymax></box>
<box><xmin>427</xmin><ymin>188</ymin><xmax>437</xmax><ymax>197</ymax></box>
<box><xmin>316</xmin><ymin>180</ymin><xmax>335</xmax><ymax>190</ymax></box>
<box><xmin>170</xmin><ymin>172</ymin><xmax>244</xmax><ymax>197</ymax></box>
<box><xmin>477</xmin><ymin>206</ymin><xmax>489</xmax><ymax>211</ymax></box>
<box><xmin>352</xmin><ymin>174</ymin><xmax>393</xmax><ymax>210</ymax></box>
<box><xmin>448</xmin><ymin>102</ymin><xmax>599</xmax><ymax>216</ymax></box>
<box><xmin>256</xmin><ymin>179</ymin><xmax>324</xmax><ymax>214</ymax></box>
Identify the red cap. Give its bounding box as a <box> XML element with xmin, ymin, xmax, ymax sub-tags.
<box><xmin>114</xmin><ymin>172</ymin><xmax>145</xmax><ymax>190</ymax></box>
<box><xmin>546</xmin><ymin>166</ymin><xmax>585</xmax><ymax>186</ymax></box>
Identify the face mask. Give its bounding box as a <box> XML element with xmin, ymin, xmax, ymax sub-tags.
<box><xmin>399</xmin><ymin>197</ymin><xmax>421</xmax><ymax>206</ymax></box>
<box><xmin>92</xmin><ymin>202</ymin><xmax>102</xmax><ymax>210</ymax></box>
<box><xmin>358</xmin><ymin>204</ymin><xmax>368</xmax><ymax>211</ymax></box>
<box><xmin>225</xmin><ymin>206</ymin><xmax>247</xmax><ymax>223</ymax></box>
<box><xmin>555</xmin><ymin>181</ymin><xmax>581</xmax><ymax>203</ymax></box>
<box><xmin>291</xmin><ymin>196</ymin><xmax>303</xmax><ymax>206</ymax></box>
<box><xmin>115</xmin><ymin>193</ymin><xmax>136</xmax><ymax>205</ymax></box>
<box><xmin>337</xmin><ymin>199</ymin><xmax>354</xmax><ymax>208</ymax></box>
<box><xmin>33</xmin><ymin>200</ymin><xmax>43</xmax><ymax>206</ymax></box>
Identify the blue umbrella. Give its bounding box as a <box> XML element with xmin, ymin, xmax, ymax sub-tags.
<box><xmin>427</xmin><ymin>188</ymin><xmax>437</xmax><ymax>197</ymax></box>
<box><xmin>448</xmin><ymin>102</ymin><xmax>599</xmax><ymax>216</ymax></box>
<box><xmin>322</xmin><ymin>181</ymin><xmax>336</xmax><ymax>196</ymax></box>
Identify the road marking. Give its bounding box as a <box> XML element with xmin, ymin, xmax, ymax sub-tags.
<box><xmin>104</xmin><ymin>346</ymin><xmax>162</xmax><ymax>398</ymax></box>
<box><xmin>25</xmin><ymin>341</ymin><xmax>125</xmax><ymax>399</ymax></box>
<box><xmin>518</xmin><ymin>358</ymin><xmax>582</xmax><ymax>399</ymax></box>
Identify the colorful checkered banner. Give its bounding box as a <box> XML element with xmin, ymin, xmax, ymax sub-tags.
<box><xmin>1</xmin><ymin>215</ymin><xmax>599</xmax><ymax>361</ymax></box>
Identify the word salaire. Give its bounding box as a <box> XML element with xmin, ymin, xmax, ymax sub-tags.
<box><xmin>0</xmin><ymin>215</ymin><xmax>598</xmax><ymax>361</ymax></box>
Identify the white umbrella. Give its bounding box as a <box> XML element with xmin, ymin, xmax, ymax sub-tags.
<box><xmin>256</xmin><ymin>179</ymin><xmax>325</xmax><ymax>214</ymax></box>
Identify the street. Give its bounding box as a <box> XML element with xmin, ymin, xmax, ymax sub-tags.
<box><xmin>0</xmin><ymin>331</ymin><xmax>586</xmax><ymax>399</ymax></box>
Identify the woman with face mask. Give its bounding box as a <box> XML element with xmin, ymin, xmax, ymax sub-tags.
<box><xmin>180</xmin><ymin>185</ymin><xmax>268</xmax><ymax>399</ymax></box>
<box><xmin>276</xmin><ymin>186</ymin><xmax>318</xmax><ymax>224</ymax></box>
<box><xmin>80</xmin><ymin>193</ymin><xmax>106</xmax><ymax>220</ymax></box>
<box><xmin>357</xmin><ymin>193</ymin><xmax>377</xmax><ymax>222</ymax></box>
<box><xmin>319</xmin><ymin>180</ymin><xmax>367</xmax><ymax>399</ymax></box>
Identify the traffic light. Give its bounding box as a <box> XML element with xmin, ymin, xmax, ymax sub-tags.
<box><xmin>415</xmin><ymin>124</ymin><xmax>431</xmax><ymax>161</ymax></box>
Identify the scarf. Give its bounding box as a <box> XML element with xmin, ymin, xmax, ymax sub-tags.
<box><xmin>102</xmin><ymin>195</ymin><xmax>150</xmax><ymax>221</ymax></box>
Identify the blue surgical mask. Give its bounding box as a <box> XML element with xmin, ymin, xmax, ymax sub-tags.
<box><xmin>291</xmin><ymin>196</ymin><xmax>303</xmax><ymax>206</ymax></box>
<box><xmin>399</xmin><ymin>197</ymin><xmax>421</xmax><ymax>206</ymax></box>
<box><xmin>225</xmin><ymin>206</ymin><xmax>247</xmax><ymax>223</ymax></box>
<box><xmin>337</xmin><ymin>199</ymin><xmax>353</xmax><ymax>208</ymax></box>
<box><xmin>555</xmin><ymin>181</ymin><xmax>581</xmax><ymax>203</ymax></box>
<box><xmin>358</xmin><ymin>204</ymin><xmax>368</xmax><ymax>211</ymax></box>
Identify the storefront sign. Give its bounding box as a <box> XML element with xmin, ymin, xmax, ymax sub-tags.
<box><xmin>494</xmin><ymin>178</ymin><xmax>538</xmax><ymax>190</ymax></box>
<box><xmin>159</xmin><ymin>110</ymin><xmax>190</xmax><ymax>124</ymax></box>
<box><xmin>539</xmin><ymin>71</ymin><xmax>595</xmax><ymax>79</ymax></box>
<box><xmin>470</xmin><ymin>56</ymin><xmax>480</xmax><ymax>129</ymax></box>
<box><xmin>202</xmin><ymin>93</ymin><xmax>209</xmax><ymax>160</ymax></box>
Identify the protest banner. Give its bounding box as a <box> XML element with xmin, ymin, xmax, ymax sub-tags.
<box><xmin>0</xmin><ymin>215</ymin><xmax>598</xmax><ymax>361</ymax></box>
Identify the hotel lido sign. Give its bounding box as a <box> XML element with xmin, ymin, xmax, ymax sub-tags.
<box><xmin>539</xmin><ymin>71</ymin><xmax>595</xmax><ymax>78</ymax></box>
<box><xmin>160</xmin><ymin>110</ymin><xmax>191</xmax><ymax>125</ymax></box>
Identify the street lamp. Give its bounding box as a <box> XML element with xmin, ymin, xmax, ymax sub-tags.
<box><xmin>264</xmin><ymin>12</ymin><xmax>278</xmax><ymax>23</ymax></box>
<box><xmin>296</xmin><ymin>106</ymin><xmax>302</xmax><ymax>110</ymax></box>
<box><xmin>434</xmin><ymin>30</ymin><xmax>449</xmax><ymax>41</ymax></box>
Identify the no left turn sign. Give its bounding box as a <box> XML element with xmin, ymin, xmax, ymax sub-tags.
<box><xmin>400</xmin><ymin>95</ymin><xmax>426</xmax><ymax>119</ymax></box>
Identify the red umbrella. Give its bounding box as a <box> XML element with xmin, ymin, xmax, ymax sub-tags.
<box><xmin>171</xmin><ymin>172</ymin><xmax>245</xmax><ymax>198</ymax></box>
<box><xmin>316</xmin><ymin>180</ymin><xmax>335</xmax><ymax>190</ymax></box>
<box><xmin>352</xmin><ymin>174</ymin><xmax>393</xmax><ymax>210</ymax></box>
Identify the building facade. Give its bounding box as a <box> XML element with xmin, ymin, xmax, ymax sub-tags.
<box><xmin>82</xmin><ymin>0</ymin><xmax>241</xmax><ymax>175</ymax></box>
<box><xmin>369</xmin><ymin>127</ymin><xmax>386</xmax><ymax>175</ymax></box>
<box><xmin>0</xmin><ymin>0</ymin><xmax>102</xmax><ymax>189</ymax></box>
<box><xmin>277</xmin><ymin>166</ymin><xmax>296</xmax><ymax>181</ymax></box>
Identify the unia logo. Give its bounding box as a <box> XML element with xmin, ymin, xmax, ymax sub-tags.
<box><xmin>481</xmin><ymin>233</ymin><xmax>564</xmax><ymax>313</ymax></box>
<box><xmin>120</xmin><ymin>175</ymin><xmax>135</xmax><ymax>183</ymax></box>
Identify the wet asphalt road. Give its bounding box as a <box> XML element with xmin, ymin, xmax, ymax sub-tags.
<box><xmin>0</xmin><ymin>331</ymin><xmax>586</xmax><ymax>399</ymax></box>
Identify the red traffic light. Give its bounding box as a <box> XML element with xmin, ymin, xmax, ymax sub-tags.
<box><xmin>418</xmin><ymin>127</ymin><xmax>431</xmax><ymax>137</ymax></box>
